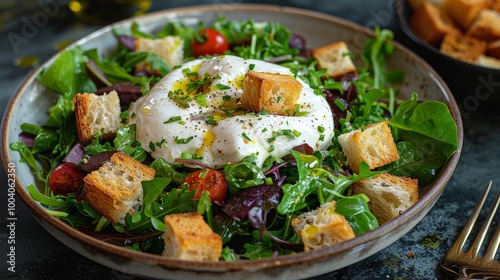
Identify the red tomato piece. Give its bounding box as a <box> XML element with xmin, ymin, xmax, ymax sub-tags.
<box><xmin>192</xmin><ymin>28</ymin><xmax>229</xmax><ymax>57</ymax></box>
<box><xmin>183</xmin><ymin>169</ymin><xmax>227</xmax><ymax>203</ymax></box>
<box><xmin>48</xmin><ymin>162</ymin><xmax>86</xmax><ymax>195</ymax></box>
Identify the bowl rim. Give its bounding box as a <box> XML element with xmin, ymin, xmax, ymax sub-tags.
<box><xmin>395</xmin><ymin>0</ymin><xmax>500</xmax><ymax>73</ymax></box>
<box><xmin>1</xmin><ymin>3</ymin><xmax>464</xmax><ymax>273</ymax></box>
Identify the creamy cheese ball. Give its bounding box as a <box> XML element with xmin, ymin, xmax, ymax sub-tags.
<box><xmin>128</xmin><ymin>55</ymin><xmax>334</xmax><ymax>168</ymax></box>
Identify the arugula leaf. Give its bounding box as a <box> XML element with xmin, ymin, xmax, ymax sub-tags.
<box><xmin>334</xmin><ymin>194</ymin><xmax>379</xmax><ymax>235</ymax></box>
<box><xmin>37</xmin><ymin>46</ymin><xmax>96</xmax><ymax>97</ymax></box>
<box><xmin>149</xmin><ymin>158</ymin><xmax>188</xmax><ymax>185</ymax></box>
<box><xmin>113</xmin><ymin>124</ymin><xmax>147</xmax><ymax>162</ymax></box>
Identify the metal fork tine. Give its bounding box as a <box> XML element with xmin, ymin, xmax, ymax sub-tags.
<box><xmin>483</xmin><ymin>192</ymin><xmax>500</xmax><ymax>261</ymax></box>
<box><xmin>452</xmin><ymin>181</ymin><xmax>493</xmax><ymax>253</ymax></box>
<box><xmin>470</xmin><ymin>188</ymin><xmax>499</xmax><ymax>256</ymax></box>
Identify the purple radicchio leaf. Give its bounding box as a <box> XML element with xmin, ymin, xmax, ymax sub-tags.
<box><xmin>119</xmin><ymin>35</ymin><xmax>137</xmax><ymax>51</ymax></box>
<box><xmin>18</xmin><ymin>132</ymin><xmax>35</xmax><ymax>148</ymax></box>
<box><xmin>86</xmin><ymin>60</ymin><xmax>112</xmax><ymax>88</ymax></box>
<box><xmin>62</xmin><ymin>141</ymin><xmax>87</xmax><ymax>165</ymax></box>
<box><xmin>95</xmin><ymin>81</ymin><xmax>146</xmax><ymax>109</ymax></box>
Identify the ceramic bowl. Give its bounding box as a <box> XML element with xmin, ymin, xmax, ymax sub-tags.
<box><xmin>395</xmin><ymin>0</ymin><xmax>500</xmax><ymax>110</ymax></box>
<box><xmin>1</xmin><ymin>4</ymin><xmax>463</xmax><ymax>280</ymax></box>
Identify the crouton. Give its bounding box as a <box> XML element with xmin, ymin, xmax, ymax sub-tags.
<box><xmin>475</xmin><ymin>54</ymin><xmax>500</xmax><ymax>68</ymax></box>
<box><xmin>82</xmin><ymin>152</ymin><xmax>155</xmax><ymax>224</ymax></box>
<box><xmin>73</xmin><ymin>91</ymin><xmax>122</xmax><ymax>142</ymax></box>
<box><xmin>162</xmin><ymin>212</ymin><xmax>222</xmax><ymax>261</ymax></box>
<box><xmin>409</xmin><ymin>1</ymin><xmax>460</xmax><ymax>46</ymax></box>
<box><xmin>134</xmin><ymin>36</ymin><xmax>184</xmax><ymax>71</ymax></box>
<box><xmin>442</xmin><ymin>0</ymin><xmax>490</xmax><ymax>31</ymax></box>
<box><xmin>440</xmin><ymin>33</ymin><xmax>487</xmax><ymax>62</ymax></box>
<box><xmin>241</xmin><ymin>71</ymin><xmax>302</xmax><ymax>116</ymax></box>
<box><xmin>311</xmin><ymin>41</ymin><xmax>357</xmax><ymax>80</ymax></box>
<box><xmin>466</xmin><ymin>9</ymin><xmax>500</xmax><ymax>41</ymax></box>
<box><xmin>352</xmin><ymin>173</ymin><xmax>419</xmax><ymax>224</ymax></box>
<box><xmin>291</xmin><ymin>200</ymin><xmax>356</xmax><ymax>252</ymax></box>
<box><xmin>487</xmin><ymin>39</ymin><xmax>500</xmax><ymax>58</ymax></box>
<box><xmin>337</xmin><ymin>121</ymin><xmax>399</xmax><ymax>174</ymax></box>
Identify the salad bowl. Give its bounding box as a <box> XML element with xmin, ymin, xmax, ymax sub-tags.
<box><xmin>1</xmin><ymin>4</ymin><xmax>463</xmax><ymax>280</ymax></box>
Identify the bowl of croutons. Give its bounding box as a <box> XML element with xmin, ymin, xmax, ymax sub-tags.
<box><xmin>2</xmin><ymin>4</ymin><xmax>463</xmax><ymax>280</ymax></box>
<box><xmin>396</xmin><ymin>0</ymin><xmax>500</xmax><ymax>108</ymax></box>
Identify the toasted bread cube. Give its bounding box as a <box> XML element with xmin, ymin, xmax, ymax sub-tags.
<box><xmin>410</xmin><ymin>1</ymin><xmax>460</xmax><ymax>46</ymax></box>
<box><xmin>442</xmin><ymin>0</ymin><xmax>490</xmax><ymax>31</ymax></box>
<box><xmin>134</xmin><ymin>36</ymin><xmax>184</xmax><ymax>71</ymax></box>
<box><xmin>466</xmin><ymin>9</ymin><xmax>500</xmax><ymax>41</ymax></box>
<box><xmin>475</xmin><ymin>55</ymin><xmax>500</xmax><ymax>68</ymax></box>
<box><xmin>440</xmin><ymin>33</ymin><xmax>487</xmax><ymax>62</ymax></box>
<box><xmin>292</xmin><ymin>200</ymin><xmax>356</xmax><ymax>252</ymax></box>
<box><xmin>73</xmin><ymin>91</ymin><xmax>122</xmax><ymax>142</ymax></box>
<box><xmin>352</xmin><ymin>173</ymin><xmax>419</xmax><ymax>224</ymax></box>
<box><xmin>241</xmin><ymin>71</ymin><xmax>302</xmax><ymax>116</ymax></box>
<box><xmin>82</xmin><ymin>152</ymin><xmax>155</xmax><ymax>224</ymax></box>
<box><xmin>338</xmin><ymin>121</ymin><xmax>399</xmax><ymax>174</ymax></box>
<box><xmin>487</xmin><ymin>39</ymin><xmax>500</xmax><ymax>59</ymax></box>
<box><xmin>491</xmin><ymin>0</ymin><xmax>500</xmax><ymax>13</ymax></box>
<box><xmin>162</xmin><ymin>212</ymin><xmax>222</xmax><ymax>261</ymax></box>
<box><xmin>311</xmin><ymin>41</ymin><xmax>357</xmax><ymax>80</ymax></box>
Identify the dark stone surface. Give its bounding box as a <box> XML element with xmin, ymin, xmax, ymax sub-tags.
<box><xmin>1</xmin><ymin>1</ymin><xmax>498</xmax><ymax>279</ymax></box>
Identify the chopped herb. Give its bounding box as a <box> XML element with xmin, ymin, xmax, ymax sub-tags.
<box><xmin>261</xmin><ymin>127</ymin><xmax>268</xmax><ymax>133</ymax></box>
<box><xmin>242</xmin><ymin>132</ymin><xmax>252</xmax><ymax>142</ymax></box>
<box><xmin>174</xmin><ymin>136</ymin><xmax>194</xmax><ymax>144</ymax></box>
<box><xmin>195</xmin><ymin>94</ymin><xmax>208</xmax><ymax>107</ymax></box>
<box><xmin>205</xmin><ymin>116</ymin><xmax>218</xmax><ymax>125</ymax></box>
<box><xmin>168</xmin><ymin>89</ymin><xmax>192</xmax><ymax>108</ymax></box>
<box><xmin>216</xmin><ymin>83</ymin><xmax>231</xmax><ymax>90</ymax></box>
<box><xmin>334</xmin><ymin>98</ymin><xmax>347</xmax><ymax>111</ymax></box>
<box><xmin>268</xmin><ymin>145</ymin><xmax>275</xmax><ymax>152</ymax></box>
<box><xmin>267</xmin><ymin>129</ymin><xmax>298</xmax><ymax>143</ymax></box>
<box><xmin>260</xmin><ymin>108</ymin><xmax>268</xmax><ymax>115</ymax></box>
<box><xmin>276</xmin><ymin>96</ymin><xmax>282</xmax><ymax>103</ymax></box>
<box><xmin>318</xmin><ymin>126</ymin><xmax>325</xmax><ymax>133</ymax></box>
<box><xmin>223</xmin><ymin>95</ymin><xmax>232</xmax><ymax>101</ymax></box>
<box><xmin>249</xmin><ymin>64</ymin><xmax>255</xmax><ymax>70</ymax></box>
<box><xmin>164</xmin><ymin>116</ymin><xmax>182</xmax><ymax>123</ymax></box>
<box><xmin>149</xmin><ymin>141</ymin><xmax>156</xmax><ymax>151</ymax></box>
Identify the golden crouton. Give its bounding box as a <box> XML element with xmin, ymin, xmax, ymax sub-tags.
<box><xmin>352</xmin><ymin>173</ymin><xmax>419</xmax><ymax>224</ymax></box>
<box><xmin>82</xmin><ymin>152</ymin><xmax>155</xmax><ymax>224</ymax></box>
<box><xmin>466</xmin><ymin>9</ymin><xmax>500</xmax><ymax>41</ymax></box>
<box><xmin>162</xmin><ymin>212</ymin><xmax>222</xmax><ymax>261</ymax></box>
<box><xmin>409</xmin><ymin>1</ymin><xmax>460</xmax><ymax>46</ymax></box>
<box><xmin>440</xmin><ymin>33</ymin><xmax>487</xmax><ymax>62</ymax></box>
<box><xmin>241</xmin><ymin>71</ymin><xmax>302</xmax><ymax>116</ymax></box>
<box><xmin>73</xmin><ymin>91</ymin><xmax>122</xmax><ymax>142</ymax></box>
<box><xmin>337</xmin><ymin>121</ymin><xmax>399</xmax><ymax>174</ymax></box>
<box><xmin>442</xmin><ymin>0</ymin><xmax>490</xmax><ymax>31</ymax></box>
<box><xmin>292</xmin><ymin>200</ymin><xmax>356</xmax><ymax>252</ymax></box>
<box><xmin>311</xmin><ymin>41</ymin><xmax>357</xmax><ymax>80</ymax></box>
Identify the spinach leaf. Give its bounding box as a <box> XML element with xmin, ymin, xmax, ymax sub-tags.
<box><xmin>387</xmin><ymin>92</ymin><xmax>458</xmax><ymax>183</ymax></box>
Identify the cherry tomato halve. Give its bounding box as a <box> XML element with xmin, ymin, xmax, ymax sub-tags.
<box><xmin>48</xmin><ymin>162</ymin><xmax>86</xmax><ymax>195</ymax></box>
<box><xmin>183</xmin><ymin>169</ymin><xmax>227</xmax><ymax>203</ymax></box>
<box><xmin>192</xmin><ymin>28</ymin><xmax>229</xmax><ymax>57</ymax></box>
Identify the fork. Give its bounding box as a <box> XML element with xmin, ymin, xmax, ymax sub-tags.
<box><xmin>440</xmin><ymin>180</ymin><xmax>500</xmax><ymax>279</ymax></box>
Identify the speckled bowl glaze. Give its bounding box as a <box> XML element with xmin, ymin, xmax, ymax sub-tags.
<box><xmin>2</xmin><ymin>4</ymin><xmax>463</xmax><ymax>280</ymax></box>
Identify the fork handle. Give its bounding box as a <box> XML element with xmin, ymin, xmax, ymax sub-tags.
<box><xmin>457</xmin><ymin>267</ymin><xmax>500</xmax><ymax>279</ymax></box>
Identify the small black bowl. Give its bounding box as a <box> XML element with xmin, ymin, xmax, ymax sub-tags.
<box><xmin>395</xmin><ymin>0</ymin><xmax>500</xmax><ymax>115</ymax></box>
